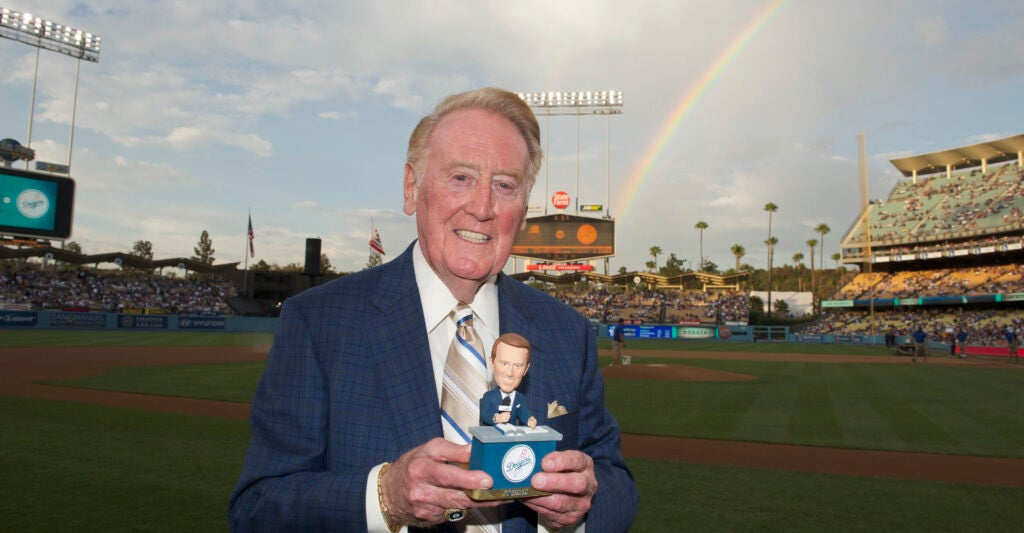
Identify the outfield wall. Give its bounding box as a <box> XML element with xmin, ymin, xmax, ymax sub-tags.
<box><xmin>6</xmin><ymin>311</ymin><xmax>1005</xmax><ymax>356</ymax></box>
<box><xmin>0</xmin><ymin>310</ymin><xmax>278</xmax><ymax>332</ymax></box>
<box><xmin>603</xmin><ymin>323</ymin><xmax>754</xmax><ymax>341</ymax></box>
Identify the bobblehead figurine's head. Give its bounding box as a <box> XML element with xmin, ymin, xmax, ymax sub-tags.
<box><xmin>491</xmin><ymin>333</ymin><xmax>531</xmax><ymax>394</ymax></box>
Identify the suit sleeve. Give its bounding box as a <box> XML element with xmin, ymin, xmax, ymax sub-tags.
<box><xmin>228</xmin><ymin>300</ymin><xmax>370</xmax><ymax>532</ymax></box>
<box><xmin>480</xmin><ymin>389</ymin><xmax>498</xmax><ymax>425</ymax></box>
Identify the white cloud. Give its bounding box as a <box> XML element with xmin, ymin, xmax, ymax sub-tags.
<box><xmin>2</xmin><ymin>1</ymin><xmax>1022</xmax><ymax>274</ymax></box>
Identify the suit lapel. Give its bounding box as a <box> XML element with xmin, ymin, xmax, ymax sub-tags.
<box><xmin>369</xmin><ymin>245</ymin><xmax>442</xmax><ymax>452</ymax></box>
<box><xmin>497</xmin><ymin>274</ymin><xmax>532</xmax><ymax>337</ymax></box>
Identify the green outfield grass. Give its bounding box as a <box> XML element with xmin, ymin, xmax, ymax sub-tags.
<box><xmin>628</xmin><ymin>458</ymin><xmax>1024</xmax><ymax>532</ymax></box>
<box><xmin>48</xmin><ymin>361</ymin><xmax>265</xmax><ymax>403</ymax></box>
<box><xmin>1</xmin><ymin>329</ymin><xmax>273</xmax><ymax>347</ymax></box>
<box><xmin>0</xmin><ymin>396</ymin><xmax>249</xmax><ymax>532</ymax></box>
<box><xmin>5</xmin><ymin>332</ymin><xmax>1024</xmax><ymax>531</ymax></box>
<box><xmin>3</xmin><ymin>396</ymin><xmax>1022</xmax><ymax>532</ymax></box>
<box><xmin>607</xmin><ymin>357</ymin><xmax>1024</xmax><ymax>457</ymax></box>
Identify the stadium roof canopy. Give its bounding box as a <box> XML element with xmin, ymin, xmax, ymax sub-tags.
<box><xmin>0</xmin><ymin>243</ymin><xmax>239</xmax><ymax>274</ymax></box>
<box><xmin>889</xmin><ymin>133</ymin><xmax>1024</xmax><ymax>178</ymax></box>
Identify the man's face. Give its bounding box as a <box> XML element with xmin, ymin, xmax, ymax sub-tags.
<box><xmin>491</xmin><ymin>341</ymin><xmax>530</xmax><ymax>394</ymax></box>
<box><xmin>403</xmin><ymin>108</ymin><xmax>529</xmax><ymax>299</ymax></box>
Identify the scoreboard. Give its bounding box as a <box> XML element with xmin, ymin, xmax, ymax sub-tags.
<box><xmin>511</xmin><ymin>214</ymin><xmax>614</xmax><ymax>262</ymax></box>
<box><xmin>606</xmin><ymin>324</ymin><xmax>718</xmax><ymax>339</ymax></box>
<box><xmin>0</xmin><ymin>167</ymin><xmax>75</xmax><ymax>239</ymax></box>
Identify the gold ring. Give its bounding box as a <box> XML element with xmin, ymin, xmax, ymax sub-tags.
<box><xmin>444</xmin><ymin>508</ymin><xmax>466</xmax><ymax>522</ymax></box>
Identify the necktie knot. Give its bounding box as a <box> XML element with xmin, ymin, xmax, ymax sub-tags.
<box><xmin>453</xmin><ymin>303</ymin><xmax>473</xmax><ymax>327</ymax></box>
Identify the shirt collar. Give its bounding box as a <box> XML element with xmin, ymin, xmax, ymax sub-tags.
<box><xmin>412</xmin><ymin>241</ymin><xmax>499</xmax><ymax>335</ymax></box>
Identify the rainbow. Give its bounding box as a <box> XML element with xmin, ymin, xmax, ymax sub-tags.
<box><xmin>616</xmin><ymin>0</ymin><xmax>789</xmax><ymax>221</ymax></box>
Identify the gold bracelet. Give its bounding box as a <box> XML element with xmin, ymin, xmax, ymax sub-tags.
<box><xmin>377</xmin><ymin>462</ymin><xmax>403</xmax><ymax>533</ymax></box>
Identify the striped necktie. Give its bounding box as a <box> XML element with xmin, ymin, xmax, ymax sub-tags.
<box><xmin>440</xmin><ymin>304</ymin><xmax>499</xmax><ymax>532</ymax></box>
<box><xmin>441</xmin><ymin>304</ymin><xmax>489</xmax><ymax>444</ymax></box>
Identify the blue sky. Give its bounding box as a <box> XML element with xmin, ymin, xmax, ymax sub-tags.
<box><xmin>2</xmin><ymin>1</ymin><xmax>1023</xmax><ymax>274</ymax></box>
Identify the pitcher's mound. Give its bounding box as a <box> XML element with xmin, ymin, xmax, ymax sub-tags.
<box><xmin>602</xmin><ymin>363</ymin><xmax>756</xmax><ymax>382</ymax></box>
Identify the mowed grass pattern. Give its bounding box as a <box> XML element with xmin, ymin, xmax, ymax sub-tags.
<box><xmin>2</xmin><ymin>329</ymin><xmax>273</xmax><ymax>347</ymax></box>
<box><xmin>0</xmin><ymin>396</ymin><xmax>249</xmax><ymax>532</ymax></box>
<box><xmin>607</xmin><ymin>357</ymin><xmax>1024</xmax><ymax>457</ymax></box>
<box><xmin>47</xmin><ymin>361</ymin><xmax>266</xmax><ymax>403</ymax></box>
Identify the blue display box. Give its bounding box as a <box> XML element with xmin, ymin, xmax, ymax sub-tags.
<box><xmin>466</xmin><ymin>425</ymin><xmax>563</xmax><ymax>500</ymax></box>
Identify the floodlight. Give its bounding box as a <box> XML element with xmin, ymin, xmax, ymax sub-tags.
<box><xmin>1</xmin><ymin>7</ymin><xmax>101</xmax><ymax>172</ymax></box>
<box><xmin>0</xmin><ymin>8</ymin><xmax>101</xmax><ymax>62</ymax></box>
<box><xmin>517</xmin><ymin>90</ymin><xmax>623</xmax><ymax>116</ymax></box>
<box><xmin>517</xmin><ymin>89</ymin><xmax>623</xmax><ymax>248</ymax></box>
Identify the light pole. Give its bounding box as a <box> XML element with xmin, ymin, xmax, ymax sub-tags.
<box><xmin>518</xmin><ymin>91</ymin><xmax>622</xmax><ymax>276</ymax></box>
<box><xmin>517</xmin><ymin>91</ymin><xmax>623</xmax><ymax>218</ymax></box>
<box><xmin>0</xmin><ymin>7</ymin><xmax>101</xmax><ymax>170</ymax></box>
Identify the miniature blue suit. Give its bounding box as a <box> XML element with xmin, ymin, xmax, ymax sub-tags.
<box><xmin>480</xmin><ymin>388</ymin><xmax>534</xmax><ymax>427</ymax></box>
<box><xmin>228</xmin><ymin>242</ymin><xmax>637</xmax><ymax>532</ymax></box>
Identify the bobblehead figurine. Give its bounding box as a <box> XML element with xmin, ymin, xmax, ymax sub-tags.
<box><xmin>480</xmin><ymin>333</ymin><xmax>537</xmax><ymax>430</ymax></box>
<box><xmin>468</xmin><ymin>333</ymin><xmax>562</xmax><ymax>501</ymax></box>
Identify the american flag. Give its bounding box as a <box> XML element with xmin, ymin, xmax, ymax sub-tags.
<box><xmin>369</xmin><ymin>227</ymin><xmax>385</xmax><ymax>255</ymax></box>
<box><xmin>247</xmin><ymin>214</ymin><xmax>255</xmax><ymax>257</ymax></box>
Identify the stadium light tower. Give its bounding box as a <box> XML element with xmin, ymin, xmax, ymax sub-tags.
<box><xmin>517</xmin><ymin>91</ymin><xmax>623</xmax><ymax>218</ymax></box>
<box><xmin>0</xmin><ymin>7</ymin><xmax>101</xmax><ymax>169</ymax></box>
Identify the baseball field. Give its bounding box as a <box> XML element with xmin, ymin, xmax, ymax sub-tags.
<box><xmin>2</xmin><ymin>330</ymin><xmax>1023</xmax><ymax>531</ymax></box>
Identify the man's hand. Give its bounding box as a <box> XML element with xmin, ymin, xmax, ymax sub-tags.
<box><xmin>494</xmin><ymin>412</ymin><xmax>511</xmax><ymax>424</ymax></box>
<box><xmin>381</xmin><ymin>438</ymin><xmax>501</xmax><ymax>527</ymax></box>
<box><xmin>527</xmin><ymin>416</ymin><xmax>537</xmax><ymax>429</ymax></box>
<box><xmin>524</xmin><ymin>450</ymin><xmax>598</xmax><ymax>531</ymax></box>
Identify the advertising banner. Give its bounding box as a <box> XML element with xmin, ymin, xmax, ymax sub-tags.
<box><xmin>0</xmin><ymin>310</ymin><xmax>38</xmax><ymax>327</ymax></box>
<box><xmin>117</xmin><ymin>314</ymin><xmax>168</xmax><ymax>329</ymax></box>
<box><xmin>525</xmin><ymin>263</ymin><xmax>594</xmax><ymax>272</ymax></box>
<box><xmin>51</xmin><ymin>312</ymin><xmax>106</xmax><ymax>329</ymax></box>
<box><xmin>606</xmin><ymin>324</ymin><xmax>716</xmax><ymax>339</ymax></box>
<box><xmin>178</xmin><ymin>316</ymin><xmax>227</xmax><ymax>330</ymax></box>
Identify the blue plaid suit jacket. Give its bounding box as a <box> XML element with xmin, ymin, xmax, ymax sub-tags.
<box><xmin>229</xmin><ymin>243</ymin><xmax>637</xmax><ymax>532</ymax></box>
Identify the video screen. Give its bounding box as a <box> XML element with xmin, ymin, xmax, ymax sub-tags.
<box><xmin>0</xmin><ymin>167</ymin><xmax>75</xmax><ymax>239</ymax></box>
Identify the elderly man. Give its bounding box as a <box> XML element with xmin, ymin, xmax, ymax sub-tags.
<box><xmin>229</xmin><ymin>87</ymin><xmax>637</xmax><ymax>532</ymax></box>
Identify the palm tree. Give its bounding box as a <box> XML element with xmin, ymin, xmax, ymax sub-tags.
<box><xmin>694</xmin><ymin>221</ymin><xmax>709</xmax><ymax>271</ymax></box>
<box><xmin>730</xmin><ymin>244</ymin><xmax>745</xmax><ymax>274</ymax></box>
<box><xmin>815</xmin><ymin>223</ymin><xmax>831</xmax><ymax>293</ymax></box>
<box><xmin>649</xmin><ymin>245</ymin><xmax>662</xmax><ymax>273</ymax></box>
<box><xmin>793</xmin><ymin>252</ymin><xmax>805</xmax><ymax>291</ymax></box>
<box><xmin>831</xmin><ymin>252</ymin><xmax>842</xmax><ymax>290</ymax></box>
<box><xmin>807</xmin><ymin>238</ymin><xmax>817</xmax><ymax>300</ymax></box>
<box><xmin>764</xmin><ymin>202</ymin><xmax>778</xmax><ymax>315</ymax></box>
<box><xmin>645</xmin><ymin>260</ymin><xmax>657</xmax><ymax>273</ymax></box>
<box><xmin>765</xmin><ymin>236</ymin><xmax>778</xmax><ymax>316</ymax></box>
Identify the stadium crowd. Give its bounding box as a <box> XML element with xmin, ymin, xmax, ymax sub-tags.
<box><xmin>0</xmin><ymin>268</ymin><xmax>237</xmax><ymax>315</ymax></box>
<box><xmin>835</xmin><ymin>264</ymin><xmax>1024</xmax><ymax>300</ymax></box>
<box><xmin>800</xmin><ymin>308</ymin><xmax>1024</xmax><ymax>348</ymax></box>
<box><xmin>849</xmin><ymin>162</ymin><xmax>1024</xmax><ymax>246</ymax></box>
<box><xmin>6</xmin><ymin>254</ymin><xmax>1024</xmax><ymax>350</ymax></box>
<box><xmin>551</xmin><ymin>286</ymin><xmax>750</xmax><ymax>325</ymax></box>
